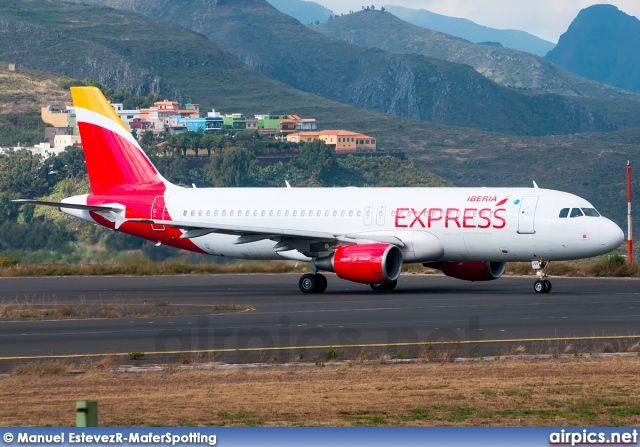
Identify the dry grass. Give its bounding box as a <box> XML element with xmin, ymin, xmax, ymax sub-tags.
<box><xmin>0</xmin><ymin>301</ymin><xmax>251</xmax><ymax>321</ymax></box>
<box><xmin>2</xmin><ymin>357</ymin><xmax>640</xmax><ymax>426</ymax></box>
<box><xmin>0</xmin><ymin>260</ymin><xmax>304</xmax><ymax>277</ymax></box>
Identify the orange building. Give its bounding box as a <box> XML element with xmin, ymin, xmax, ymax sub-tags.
<box><xmin>288</xmin><ymin>130</ymin><xmax>377</xmax><ymax>153</ymax></box>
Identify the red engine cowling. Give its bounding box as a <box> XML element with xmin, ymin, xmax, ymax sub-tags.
<box><xmin>438</xmin><ymin>261</ymin><xmax>507</xmax><ymax>281</ymax></box>
<box><xmin>316</xmin><ymin>243</ymin><xmax>403</xmax><ymax>284</ymax></box>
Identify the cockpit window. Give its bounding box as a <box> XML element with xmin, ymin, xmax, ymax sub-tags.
<box><xmin>559</xmin><ymin>208</ymin><xmax>569</xmax><ymax>218</ymax></box>
<box><xmin>581</xmin><ymin>208</ymin><xmax>601</xmax><ymax>217</ymax></box>
<box><xmin>570</xmin><ymin>208</ymin><xmax>584</xmax><ymax>218</ymax></box>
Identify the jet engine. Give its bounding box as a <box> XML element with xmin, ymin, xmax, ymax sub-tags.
<box><xmin>316</xmin><ymin>243</ymin><xmax>403</xmax><ymax>284</ymax></box>
<box><xmin>424</xmin><ymin>261</ymin><xmax>507</xmax><ymax>281</ymax></box>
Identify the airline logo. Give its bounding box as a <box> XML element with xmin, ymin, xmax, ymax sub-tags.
<box><xmin>467</xmin><ymin>195</ymin><xmax>510</xmax><ymax>206</ymax></box>
<box><xmin>395</xmin><ymin>207</ymin><xmax>507</xmax><ymax>229</ymax></box>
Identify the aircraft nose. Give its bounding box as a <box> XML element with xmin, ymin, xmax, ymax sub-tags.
<box><xmin>599</xmin><ymin>219</ymin><xmax>625</xmax><ymax>252</ymax></box>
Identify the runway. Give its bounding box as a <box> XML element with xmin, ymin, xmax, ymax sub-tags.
<box><xmin>1</xmin><ymin>274</ymin><xmax>639</xmax><ymax>366</ymax></box>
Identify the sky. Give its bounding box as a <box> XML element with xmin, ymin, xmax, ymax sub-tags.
<box><xmin>310</xmin><ymin>0</ymin><xmax>640</xmax><ymax>43</ymax></box>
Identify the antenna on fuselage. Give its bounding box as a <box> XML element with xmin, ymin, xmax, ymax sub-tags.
<box><xmin>285</xmin><ymin>180</ymin><xmax>292</xmax><ymax>188</ymax></box>
<box><xmin>532</xmin><ymin>181</ymin><xmax>539</xmax><ymax>189</ymax></box>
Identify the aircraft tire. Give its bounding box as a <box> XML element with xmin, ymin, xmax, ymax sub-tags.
<box><xmin>299</xmin><ymin>274</ymin><xmax>317</xmax><ymax>293</ymax></box>
<box><xmin>370</xmin><ymin>279</ymin><xmax>397</xmax><ymax>291</ymax></box>
<box><xmin>544</xmin><ymin>280</ymin><xmax>552</xmax><ymax>293</ymax></box>
<box><xmin>533</xmin><ymin>279</ymin><xmax>546</xmax><ymax>293</ymax></box>
<box><xmin>315</xmin><ymin>274</ymin><xmax>328</xmax><ymax>293</ymax></box>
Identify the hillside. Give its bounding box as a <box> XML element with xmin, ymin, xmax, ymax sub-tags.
<box><xmin>384</xmin><ymin>5</ymin><xmax>555</xmax><ymax>57</ymax></box>
<box><xmin>266</xmin><ymin>0</ymin><xmax>333</xmax><ymax>24</ymax></box>
<box><xmin>74</xmin><ymin>0</ymin><xmax>618</xmax><ymax>136</ymax></box>
<box><xmin>0</xmin><ymin>63</ymin><xmax>71</xmax><ymax>145</ymax></box>
<box><xmin>314</xmin><ymin>10</ymin><xmax>631</xmax><ymax>99</ymax></box>
<box><xmin>546</xmin><ymin>5</ymin><xmax>640</xmax><ymax>94</ymax></box>
<box><xmin>0</xmin><ymin>0</ymin><xmax>636</xmax><ymax>226</ymax></box>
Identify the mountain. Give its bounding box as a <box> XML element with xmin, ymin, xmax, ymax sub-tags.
<box><xmin>266</xmin><ymin>0</ymin><xmax>333</xmax><ymax>24</ymax></box>
<box><xmin>545</xmin><ymin>5</ymin><xmax>640</xmax><ymax>94</ymax></box>
<box><xmin>75</xmin><ymin>0</ymin><xmax>617</xmax><ymax>136</ymax></box>
<box><xmin>384</xmin><ymin>5</ymin><xmax>555</xmax><ymax>57</ymax></box>
<box><xmin>314</xmin><ymin>10</ymin><xmax>629</xmax><ymax>98</ymax></box>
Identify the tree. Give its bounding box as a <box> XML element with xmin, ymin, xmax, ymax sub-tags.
<box><xmin>296</xmin><ymin>140</ymin><xmax>334</xmax><ymax>182</ymax></box>
<box><xmin>206</xmin><ymin>146</ymin><xmax>256</xmax><ymax>187</ymax></box>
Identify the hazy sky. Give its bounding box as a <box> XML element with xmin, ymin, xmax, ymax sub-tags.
<box><xmin>311</xmin><ymin>1</ymin><xmax>640</xmax><ymax>42</ymax></box>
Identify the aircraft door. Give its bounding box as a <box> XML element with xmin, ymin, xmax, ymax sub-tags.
<box><xmin>151</xmin><ymin>195</ymin><xmax>166</xmax><ymax>231</ymax></box>
<box><xmin>517</xmin><ymin>196</ymin><xmax>538</xmax><ymax>234</ymax></box>
<box><xmin>363</xmin><ymin>206</ymin><xmax>373</xmax><ymax>226</ymax></box>
<box><xmin>376</xmin><ymin>206</ymin><xmax>386</xmax><ymax>226</ymax></box>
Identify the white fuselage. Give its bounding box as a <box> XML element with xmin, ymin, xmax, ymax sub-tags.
<box><xmin>87</xmin><ymin>186</ymin><xmax>622</xmax><ymax>264</ymax></box>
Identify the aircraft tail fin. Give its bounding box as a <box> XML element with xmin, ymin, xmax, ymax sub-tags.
<box><xmin>71</xmin><ymin>86</ymin><xmax>174</xmax><ymax>195</ymax></box>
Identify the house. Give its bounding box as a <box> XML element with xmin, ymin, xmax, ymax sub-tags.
<box><xmin>288</xmin><ymin>130</ymin><xmax>377</xmax><ymax>153</ymax></box>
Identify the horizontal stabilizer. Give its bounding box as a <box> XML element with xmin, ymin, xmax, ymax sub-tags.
<box><xmin>12</xmin><ymin>199</ymin><xmax>123</xmax><ymax>212</ymax></box>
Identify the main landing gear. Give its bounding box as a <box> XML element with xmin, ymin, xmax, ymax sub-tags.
<box><xmin>299</xmin><ymin>273</ymin><xmax>327</xmax><ymax>293</ymax></box>
<box><xmin>532</xmin><ymin>260</ymin><xmax>552</xmax><ymax>293</ymax></box>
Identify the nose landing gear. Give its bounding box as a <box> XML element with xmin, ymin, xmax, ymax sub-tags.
<box><xmin>532</xmin><ymin>260</ymin><xmax>552</xmax><ymax>293</ymax></box>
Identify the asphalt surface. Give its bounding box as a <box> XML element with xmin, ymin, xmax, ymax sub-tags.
<box><xmin>1</xmin><ymin>274</ymin><xmax>639</xmax><ymax>364</ymax></box>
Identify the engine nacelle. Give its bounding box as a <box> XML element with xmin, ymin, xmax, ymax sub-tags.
<box><xmin>316</xmin><ymin>243</ymin><xmax>403</xmax><ymax>284</ymax></box>
<box><xmin>426</xmin><ymin>261</ymin><xmax>507</xmax><ymax>281</ymax></box>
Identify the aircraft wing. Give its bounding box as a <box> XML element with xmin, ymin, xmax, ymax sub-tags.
<box><xmin>12</xmin><ymin>199</ymin><xmax>124</xmax><ymax>212</ymax></box>
<box><xmin>125</xmin><ymin>218</ymin><xmax>404</xmax><ymax>247</ymax></box>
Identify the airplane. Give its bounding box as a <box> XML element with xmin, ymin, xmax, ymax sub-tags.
<box><xmin>15</xmin><ymin>87</ymin><xmax>625</xmax><ymax>294</ymax></box>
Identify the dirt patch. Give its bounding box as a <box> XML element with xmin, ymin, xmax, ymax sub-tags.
<box><xmin>1</xmin><ymin>356</ymin><xmax>640</xmax><ymax>426</ymax></box>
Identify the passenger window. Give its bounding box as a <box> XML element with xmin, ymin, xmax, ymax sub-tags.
<box><xmin>214</xmin><ymin>210</ymin><xmax>218</xmax><ymax>217</ymax></box>
<box><xmin>277</xmin><ymin>210</ymin><xmax>281</xmax><ymax>217</ymax></box>
<box><xmin>317</xmin><ymin>210</ymin><xmax>321</xmax><ymax>217</ymax></box>
<box><xmin>293</xmin><ymin>210</ymin><xmax>297</xmax><ymax>217</ymax></box>
<box><xmin>309</xmin><ymin>210</ymin><xmax>313</xmax><ymax>216</ymax></box>
<box><xmin>222</xmin><ymin>210</ymin><xmax>226</xmax><ymax>217</ymax></box>
<box><xmin>559</xmin><ymin>208</ymin><xmax>569</xmax><ymax>218</ymax></box>
<box><xmin>325</xmin><ymin>210</ymin><xmax>329</xmax><ymax>217</ymax></box>
<box><xmin>246</xmin><ymin>210</ymin><xmax>250</xmax><ymax>216</ymax></box>
<box><xmin>254</xmin><ymin>210</ymin><xmax>258</xmax><ymax>217</ymax></box>
<box><xmin>570</xmin><ymin>208</ymin><xmax>583</xmax><ymax>218</ymax></box>
<box><xmin>269</xmin><ymin>210</ymin><xmax>273</xmax><ymax>217</ymax></box>
<box><xmin>198</xmin><ymin>210</ymin><xmax>202</xmax><ymax>217</ymax></box>
<box><xmin>238</xmin><ymin>210</ymin><xmax>242</xmax><ymax>216</ymax></box>
<box><xmin>357</xmin><ymin>210</ymin><xmax>361</xmax><ymax>217</ymax></box>
<box><xmin>206</xmin><ymin>210</ymin><xmax>210</xmax><ymax>217</ymax></box>
<box><xmin>349</xmin><ymin>210</ymin><xmax>353</xmax><ymax>217</ymax></box>
<box><xmin>333</xmin><ymin>210</ymin><xmax>337</xmax><ymax>217</ymax></box>
<box><xmin>261</xmin><ymin>210</ymin><xmax>266</xmax><ymax>216</ymax></box>
<box><xmin>431</xmin><ymin>210</ymin><xmax>441</xmax><ymax>218</ymax></box>
<box><xmin>183</xmin><ymin>210</ymin><xmax>187</xmax><ymax>216</ymax></box>
<box><xmin>285</xmin><ymin>210</ymin><xmax>290</xmax><ymax>217</ymax></box>
<box><xmin>341</xmin><ymin>210</ymin><xmax>345</xmax><ymax>217</ymax></box>
<box><xmin>582</xmin><ymin>208</ymin><xmax>601</xmax><ymax>217</ymax></box>
<box><xmin>191</xmin><ymin>210</ymin><xmax>195</xmax><ymax>216</ymax></box>
<box><xmin>230</xmin><ymin>210</ymin><xmax>234</xmax><ymax>217</ymax></box>
<box><xmin>301</xmin><ymin>210</ymin><xmax>305</xmax><ymax>217</ymax></box>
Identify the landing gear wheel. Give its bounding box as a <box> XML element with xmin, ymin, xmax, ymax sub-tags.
<box><xmin>315</xmin><ymin>274</ymin><xmax>328</xmax><ymax>293</ymax></box>
<box><xmin>299</xmin><ymin>273</ymin><xmax>327</xmax><ymax>293</ymax></box>
<box><xmin>533</xmin><ymin>279</ymin><xmax>546</xmax><ymax>293</ymax></box>
<box><xmin>532</xmin><ymin>260</ymin><xmax>552</xmax><ymax>293</ymax></box>
<box><xmin>299</xmin><ymin>274</ymin><xmax>317</xmax><ymax>293</ymax></box>
<box><xmin>370</xmin><ymin>279</ymin><xmax>398</xmax><ymax>291</ymax></box>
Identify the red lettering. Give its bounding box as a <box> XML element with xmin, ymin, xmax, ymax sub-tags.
<box><xmin>410</xmin><ymin>208</ymin><xmax>426</xmax><ymax>228</ymax></box>
<box><xmin>493</xmin><ymin>208</ymin><xmax>506</xmax><ymax>229</ymax></box>
<box><xmin>463</xmin><ymin>208</ymin><xmax>477</xmax><ymax>228</ymax></box>
<box><xmin>478</xmin><ymin>208</ymin><xmax>491</xmax><ymax>228</ymax></box>
<box><xmin>428</xmin><ymin>208</ymin><xmax>442</xmax><ymax>227</ymax></box>
<box><xmin>469</xmin><ymin>196</ymin><xmax>476</xmax><ymax>202</ymax></box>
<box><xmin>395</xmin><ymin>208</ymin><xmax>409</xmax><ymax>228</ymax></box>
<box><xmin>445</xmin><ymin>208</ymin><xmax>460</xmax><ymax>228</ymax></box>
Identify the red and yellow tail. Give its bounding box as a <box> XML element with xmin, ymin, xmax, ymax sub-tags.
<box><xmin>71</xmin><ymin>87</ymin><xmax>170</xmax><ymax>195</ymax></box>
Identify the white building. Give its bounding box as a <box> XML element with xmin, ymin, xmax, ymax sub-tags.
<box><xmin>110</xmin><ymin>103</ymin><xmax>141</xmax><ymax>131</ymax></box>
